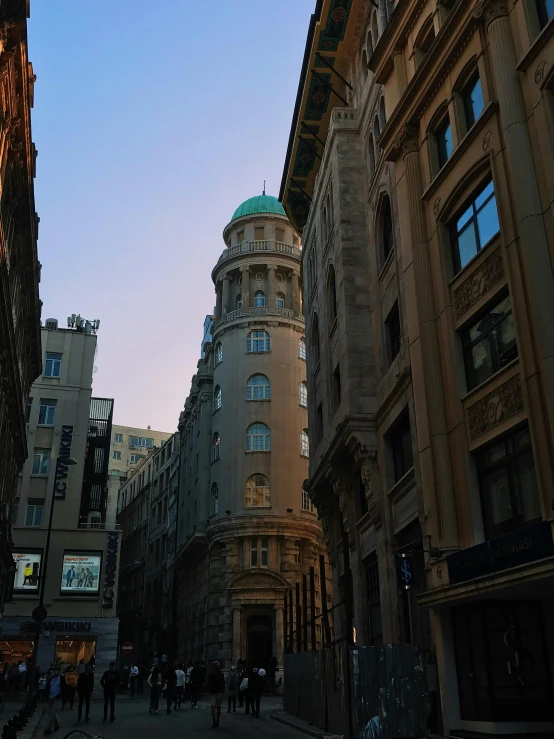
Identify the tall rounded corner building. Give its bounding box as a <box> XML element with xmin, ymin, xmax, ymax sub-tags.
<box><xmin>175</xmin><ymin>193</ymin><xmax>329</xmax><ymax>669</ymax></box>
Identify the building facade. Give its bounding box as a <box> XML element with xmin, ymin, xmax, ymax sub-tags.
<box><xmin>283</xmin><ymin>0</ymin><xmax>554</xmax><ymax>735</ymax></box>
<box><xmin>0</xmin><ymin>1</ymin><xmax>42</xmax><ymax>621</ymax></box>
<box><xmin>173</xmin><ymin>195</ymin><xmax>329</xmax><ymax>670</ymax></box>
<box><xmin>2</xmin><ymin>320</ymin><xmax>120</xmax><ymax>676</ymax></box>
<box><xmin>109</xmin><ymin>424</ymin><xmax>172</xmax><ymax>479</ymax></box>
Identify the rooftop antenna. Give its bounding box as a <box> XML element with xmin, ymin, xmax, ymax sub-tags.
<box><xmin>263</xmin><ymin>180</ymin><xmax>266</xmax><ymax>196</ymax></box>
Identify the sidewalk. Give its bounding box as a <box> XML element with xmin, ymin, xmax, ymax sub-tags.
<box><xmin>270</xmin><ymin>708</ymin><xmax>335</xmax><ymax>738</ymax></box>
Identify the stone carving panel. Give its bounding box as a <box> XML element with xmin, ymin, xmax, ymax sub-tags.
<box><xmin>453</xmin><ymin>246</ymin><xmax>504</xmax><ymax>320</ymax></box>
<box><xmin>467</xmin><ymin>374</ymin><xmax>524</xmax><ymax>440</ymax></box>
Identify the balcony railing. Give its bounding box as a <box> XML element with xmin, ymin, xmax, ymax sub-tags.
<box><xmin>223</xmin><ymin>307</ymin><xmax>303</xmax><ymax>324</ymax></box>
<box><xmin>216</xmin><ymin>240</ymin><xmax>301</xmax><ymax>266</ymax></box>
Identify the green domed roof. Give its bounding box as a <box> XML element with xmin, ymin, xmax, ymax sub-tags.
<box><xmin>231</xmin><ymin>194</ymin><xmax>286</xmax><ymax>222</ymax></box>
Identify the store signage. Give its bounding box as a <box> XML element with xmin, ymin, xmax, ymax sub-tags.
<box><xmin>447</xmin><ymin>521</ymin><xmax>554</xmax><ymax>585</ymax></box>
<box><xmin>12</xmin><ymin>552</ymin><xmax>42</xmax><ymax>591</ymax></box>
<box><xmin>43</xmin><ymin>621</ymin><xmax>92</xmax><ymax>632</ymax></box>
<box><xmin>55</xmin><ymin>425</ymin><xmax>74</xmax><ymax>499</ymax></box>
<box><xmin>395</xmin><ymin>553</ymin><xmax>415</xmax><ymax>591</ymax></box>
<box><xmin>61</xmin><ymin>553</ymin><xmax>102</xmax><ymax>594</ymax></box>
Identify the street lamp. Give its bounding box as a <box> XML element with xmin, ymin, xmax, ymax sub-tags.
<box><xmin>27</xmin><ymin>455</ymin><xmax>77</xmax><ymax>698</ymax></box>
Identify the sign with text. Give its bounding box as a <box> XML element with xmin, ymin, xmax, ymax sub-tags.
<box><xmin>55</xmin><ymin>425</ymin><xmax>74</xmax><ymax>499</ymax></box>
<box><xmin>61</xmin><ymin>552</ymin><xmax>102</xmax><ymax>594</ymax></box>
<box><xmin>395</xmin><ymin>553</ymin><xmax>415</xmax><ymax>591</ymax></box>
<box><xmin>13</xmin><ymin>552</ymin><xmax>42</xmax><ymax>591</ymax></box>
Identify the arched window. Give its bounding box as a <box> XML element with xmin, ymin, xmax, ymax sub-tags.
<box><xmin>212</xmin><ymin>432</ymin><xmax>220</xmax><ymax>462</ymax></box>
<box><xmin>214</xmin><ymin>385</ymin><xmax>222</xmax><ymax>411</ymax></box>
<box><xmin>210</xmin><ymin>483</ymin><xmax>219</xmax><ymax>515</ymax></box>
<box><xmin>312</xmin><ymin>313</ymin><xmax>320</xmax><ymax>365</ymax></box>
<box><xmin>299</xmin><ymin>381</ymin><xmax>308</xmax><ymax>407</ymax></box>
<box><xmin>366</xmin><ymin>27</ymin><xmax>374</xmax><ymax>58</ymax></box>
<box><xmin>299</xmin><ymin>337</ymin><xmax>306</xmax><ymax>360</ymax></box>
<box><xmin>276</xmin><ymin>292</ymin><xmax>285</xmax><ymax>309</ymax></box>
<box><xmin>367</xmin><ymin>133</ymin><xmax>376</xmax><ymax>178</ymax></box>
<box><xmin>300</xmin><ymin>429</ymin><xmax>310</xmax><ymax>457</ymax></box>
<box><xmin>361</xmin><ymin>49</ymin><xmax>369</xmax><ymax>83</ymax></box>
<box><xmin>380</xmin><ymin>194</ymin><xmax>394</xmax><ymax>263</ymax></box>
<box><xmin>247</xmin><ymin>330</ymin><xmax>271</xmax><ymax>353</ymax></box>
<box><xmin>246</xmin><ymin>423</ymin><xmax>271</xmax><ymax>451</ymax></box>
<box><xmin>215</xmin><ymin>342</ymin><xmax>223</xmax><ymax>365</ymax></box>
<box><xmin>460</xmin><ymin>71</ymin><xmax>484</xmax><ymax>131</ymax></box>
<box><xmin>236</xmin><ymin>294</ymin><xmax>243</xmax><ymax>310</ymax></box>
<box><xmin>327</xmin><ymin>266</ymin><xmax>337</xmax><ymax>327</ymax></box>
<box><xmin>254</xmin><ymin>291</ymin><xmax>266</xmax><ymax>307</ymax></box>
<box><xmin>246</xmin><ymin>374</ymin><xmax>271</xmax><ymax>401</ymax></box>
<box><xmin>371</xmin><ymin>12</ymin><xmax>379</xmax><ymax>47</ymax></box>
<box><xmin>414</xmin><ymin>16</ymin><xmax>435</xmax><ymax>67</ymax></box>
<box><xmin>245</xmin><ymin>474</ymin><xmax>271</xmax><ymax>507</ymax></box>
<box><xmin>379</xmin><ymin>97</ymin><xmax>386</xmax><ymax>130</ymax></box>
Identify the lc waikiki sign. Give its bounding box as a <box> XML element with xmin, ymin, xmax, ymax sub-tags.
<box><xmin>55</xmin><ymin>425</ymin><xmax>74</xmax><ymax>499</ymax></box>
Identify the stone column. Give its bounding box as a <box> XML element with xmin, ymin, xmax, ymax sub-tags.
<box><xmin>215</xmin><ymin>285</ymin><xmax>222</xmax><ymax>321</ymax></box>
<box><xmin>274</xmin><ymin>606</ymin><xmax>284</xmax><ymax>663</ymax></box>
<box><xmin>290</xmin><ymin>270</ymin><xmax>301</xmax><ymax>316</ymax></box>
<box><xmin>222</xmin><ymin>275</ymin><xmax>230</xmax><ymax>317</ymax></box>
<box><xmin>476</xmin><ymin>0</ymin><xmax>554</xmax><ymax>439</ymax></box>
<box><xmin>396</xmin><ymin>127</ymin><xmax>458</xmax><ymax>547</ymax></box>
<box><xmin>240</xmin><ymin>266</ymin><xmax>250</xmax><ymax>310</ymax></box>
<box><xmin>232</xmin><ymin>607</ymin><xmax>241</xmax><ymax>664</ymax></box>
<box><xmin>267</xmin><ymin>264</ymin><xmax>278</xmax><ymax>310</ymax></box>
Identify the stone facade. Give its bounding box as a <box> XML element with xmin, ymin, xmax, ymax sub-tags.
<box><xmin>173</xmin><ymin>201</ymin><xmax>330</xmax><ymax>670</ymax></box>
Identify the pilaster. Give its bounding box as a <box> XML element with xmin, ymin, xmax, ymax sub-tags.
<box><xmin>240</xmin><ymin>266</ymin><xmax>250</xmax><ymax>310</ymax></box>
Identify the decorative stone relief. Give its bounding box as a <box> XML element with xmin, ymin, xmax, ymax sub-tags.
<box><xmin>535</xmin><ymin>60</ymin><xmax>548</xmax><ymax>85</ymax></box>
<box><xmin>473</xmin><ymin>0</ymin><xmax>508</xmax><ymax>25</ymax></box>
<box><xmin>359</xmin><ymin>453</ymin><xmax>382</xmax><ymax>530</ymax></box>
<box><xmin>453</xmin><ymin>246</ymin><xmax>504</xmax><ymax>319</ymax></box>
<box><xmin>392</xmin><ymin>124</ymin><xmax>419</xmax><ymax>158</ymax></box>
<box><xmin>482</xmin><ymin>130</ymin><xmax>493</xmax><ymax>151</ymax></box>
<box><xmin>467</xmin><ymin>374</ymin><xmax>524</xmax><ymax>440</ymax></box>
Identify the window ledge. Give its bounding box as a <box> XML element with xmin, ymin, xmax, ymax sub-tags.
<box><xmin>245</xmin><ymin>450</ymin><xmax>271</xmax><ymax>455</ymax></box>
<box><xmin>460</xmin><ymin>356</ymin><xmax>520</xmax><ymax>404</ymax></box>
<box><xmin>517</xmin><ymin>16</ymin><xmax>554</xmax><ymax>73</ymax></box>
<box><xmin>246</xmin><ymin>399</ymin><xmax>271</xmax><ymax>403</ymax></box>
<box><xmin>448</xmin><ymin>231</ymin><xmax>501</xmax><ymax>288</ymax></box>
<box><xmin>301</xmin><ymin>453</ymin><xmax>310</xmax><ymax>459</ymax></box>
<box><xmin>387</xmin><ymin>466</ymin><xmax>415</xmax><ymax>501</ymax></box>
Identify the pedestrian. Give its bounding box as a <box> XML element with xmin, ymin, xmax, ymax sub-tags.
<box><xmin>43</xmin><ymin>665</ymin><xmax>62</xmax><ymax>735</ymax></box>
<box><xmin>236</xmin><ymin>662</ymin><xmax>245</xmax><ymax>708</ymax></box>
<box><xmin>147</xmin><ymin>666</ymin><xmax>163</xmax><ymax>714</ymax></box>
<box><xmin>175</xmin><ymin>664</ymin><xmax>185</xmax><ymax>708</ymax></box>
<box><xmin>77</xmin><ymin>664</ymin><xmax>93</xmax><ymax>723</ymax></box>
<box><xmin>226</xmin><ymin>665</ymin><xmax>238</xmax><ymax>713</ymax></box>
<box><xmin>207</xmin><ymin>661</ymin><xmax>225</xmax><ymax>729</ymax></box>
<box><xmin>164</xmin><ymin>663</ymin><xmax>176</xmax><ymax>714</ymax></box>
<box><xmin>100</xmin><ymin>661</ymin><xmax>119</xmax><ymax>723</ymax></box>
<box><xmin>240</xmin><ymin>667</ymin><xmax>251</xmax><ymax>713</ymax></box>
<box><xmin>17</xmin><ymin>660</ymin><xmax>27</xmax><ymax>691</ymax></box>
<box><xmin>38</xmin><ymin>673</ymin><xmax>47</xmax><ymax>702</ymax></box>
<box><xmin>248</xmin><ymin>667</ymin><xmax>264</xmax><ymax>718</ymax></box>
<box><xmin>61</xmin><ymin>664</ymin><xmax>77</xmax><ymax>710</ymax></box>
<box><xmin>189</xmin><ymin>661</ymin><xmax>203</xmax><ymax>708</ymax></box>
<box><xmin>129</xmin><ymin>663</ymin><xmax>139</xmax><ymax>695</ymax></box>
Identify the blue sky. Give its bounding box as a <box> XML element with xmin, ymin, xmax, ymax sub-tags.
<box><xmin>28</xmin><ymin>0</ymin><xmax>313</xmax><ymax>431</ymax></box>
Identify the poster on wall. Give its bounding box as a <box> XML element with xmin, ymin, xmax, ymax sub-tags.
<box><xmin>61</xmin><ymin>552</ymin><xmax>102</xmax><ymax>594</ymax></box>
<box><xmin>13</xmin><ymin>552</ymin><xmax>42</xmax><ymax>591</ymax></box>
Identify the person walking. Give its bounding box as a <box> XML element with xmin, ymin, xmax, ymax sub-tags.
<box><xmin>77</xmin><ymin>664</ymin><xmax>93</xmax><ymax>723</ymax></box>
<box><xmin>206</xmin><ymin>661</ymin><xmax>225</xmax><ymax>729</ymax></box>
<box><xmin>189</xmin><ymin>661</ymin><xmax>203</xmax><ymax>709</ymax></box>
<box><xmin>175</xmin><ymin>664</ymin><xmax>185</xmax><ymax>709</ymax></box>
<box><xmin>164</xmin><ymin>663</ymin><xmax>176</xmax><ymax>714</ymax></box>
<box><xmin>226</xmin><ymin>666</ymin><xmax>238</xmax><ymax>713</ymax></box>
<box><xmin>100</xmin><ymin>662</ymin><xmax>119</xmax><ymax>723</ymax></box>
<box><xmin>61</xmin><ymin>665</ymin><xmax>77</xmax><ymax>710</ymax></box>
<box><xmin>129</xmin><ymin>664</ymin><xmax>139</xmax><ymax>695</ymax></box>
<box><xmin>236</xmin><ymin>663</ymin><xmax>246</xmax><ymax>708</ymax></box>
<box><xmin>38</xmin><ymin>673</ymin><xmax>47</xmax><ymax>702</ymax></box>
<box><xmin>147</xmin><ymin>666</ymin><xmax>163</xmax><ymax>714</ymax></box>
<box><xmin>17</xmin><ymin>660</ymin><xmax>27</xmax><ymax>691</ymax></box>
<box><xmin>241</xmin><ymin>667</ymin><xmax>252</xmax><ymax>714</ymax></box>
<box><xmin>43</xmin><ymin>665</ymin><xmax>62</xmax><ymax>735</ymax></box>
<box><xmin>248</xmin><ymin>667</ymin><xmax>264</xmax><ymax>718</ymax></box>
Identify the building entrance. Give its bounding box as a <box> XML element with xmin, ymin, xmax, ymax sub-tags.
<box><xmin>246</xmin><ymin>615</ymin><xmax>273</xmax><ymax>669</ymax></box>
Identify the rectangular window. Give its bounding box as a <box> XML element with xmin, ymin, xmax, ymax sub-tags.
<box><xmin>38</xmin><ymin>398</ymin><xmax>57</xmax><ymax>426</ymax></box>
<box><xmin>44</xmin><ymin>352</ymin><xmax>62</xmax><ymax>378</ymax></box>
<box><xmin>302</xmin><ymin>489</ymin><xmax>316</xmax><ymax>513</ymax></box>
<box><xmin>32</xmin><ymin>449</ymin><xmax>50</xmax><ymax>476</ymax></box>
<box><xmin>365</xmin><ymin>553</ymin><xmax>383</xmax><ymax>646</ymax></box>
<box><xmin>385</xmin><ymin>302</ymin><xmax>401</xmax><ymax>364</ymax></box>
<box><xmin>25</xmin><ymin>501</ymin><xmax>44</xmax><ymax>527</ymax></box>
<box><xmin>390</xmin><ymin>412</ymin><xmax>413</xmax><ymax>484</ymax></box>
<box><xmin>476</xmin><ymin>426</ymin><xmax>541</xmax><ymax>540</ymax></box>
<box><xmin>436</xmin><ymin>116</ymin><xmax>453</xmax><ymax>169</ymax></box>
<box><xmin>113</xmin><ymin>451</ymin><xmax>121</xmax><ymax>460</ymax></box>
<box><xmin>250</xmin><ymin>538</ymin><xmax>258</xmax><ymax>567</ymax></box>
<box><xmin>275</xmin><ymin>227</ymin><xmax>285</xmax><ymax>243</ymax></box>
<box><xmin>537</xmin><ymin>0</ymin><xmax>554</xmax><ymax>28</ymax></box>
<box><xmin>463</xmin><ymin>74</ymin><xmax>484</xmax><ymax>130</ymax></box>
<box><xmin>462</xmin><ymin>296</ymin><xmax>518</xmax><ymax>390</ymax></box>
<box><xmin>237</xmin><ymin>230</ymin><xmax>244</xmax><ymax>244</ymax></box>
<box><xmin>261</xmin><ymin>537</ymin><xmax>269</xmax><ymax>567</ymax></box>
<box><xmin>451</xmin><ymin>178</ymin><xmax>500</xmax><ymax>272</ymax></box>
<box><xmin>114</xmin><ymin>433</ymin><xmax>123</xmax><ymax>443</ymax></box>
<box><xmin>254</xmin><ymin>226</ymin><xmax>264</xmax><ymax>241</ymax></box>
<box><xmin>26</xmin><ymin>398</ymin><xmax>33</xmax><ymax>422</ymax></box>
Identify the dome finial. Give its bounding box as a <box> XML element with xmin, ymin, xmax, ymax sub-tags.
<box><xmin>263</xmin><ymin>180</ymin><xmax>266</xmax><ymax>196</ymax></box>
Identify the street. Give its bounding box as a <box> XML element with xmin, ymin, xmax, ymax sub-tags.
<box><xmin>37</xmin><ymin>695</ymin><xmax>307</xmax><ymax>738</ymax></box>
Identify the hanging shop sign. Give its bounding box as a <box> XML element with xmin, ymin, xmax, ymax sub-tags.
<box><xmin>395</xmin><ymin>553</ymin><xmax>415</xmax><ymax>591</ymax></box>
<box><xmin>55</xmin><ymin>425</ymin><xmax>75</xmax><ymax>499</ymax></box>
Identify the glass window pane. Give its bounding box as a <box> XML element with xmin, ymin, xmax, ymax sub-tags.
<box><xmin>457</xmin><ymin>205</ymin><xmax>473</xmax><ymax>232</ymax></box>
<box><xmin>470</xmin><ymin>77</ymin><xmax>484</xmax><ymax>121</ymax></box>
<box><xmin>481</xmin><ymin>467</ymin><xmax>514</xmax><ymax>538</ymax></box>
<box><xmin>457</xmin><ymin>222</ymin><xmax>478</xmax><ymax>269</ymax></box>
<box><xmin>469</xmin><ymin>338</ymin><xmax>494</xmax><ymax>387</ymax></box>
<box><xmin>35</xmin><ymin>505</ymin><xmax>44</xmax><ymax>527</ymax></box>
<box><xmin>476</xmin><ymin>195</ymin><xmax>500</xmax><ymax>247</ymax></box>
<box><xmin>514</xmin><ymin>451</ymin><xmax>541</xmax><ymax>524</ymax></box>
<box><xmin>475</xmin><ymin>180</ymin><xmax>495</xmax><ymax>209</ymax></box>
<box><xmin>261</xmin><ymin>550</ymin><xmax>268</xmax><ymax>566</ymax></box>
<box><xmin>493</xmin><ymin>313</ymin><xmax>517</xmax><ymax>367</ymax></box>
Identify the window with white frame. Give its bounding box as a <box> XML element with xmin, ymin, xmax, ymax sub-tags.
<box><xmin>114</xmin><ymin>433</ymin><xmax>123</xmax><ymax>443</ymax></box>
<box><xmin>254</xmin><ymin>291</ymin><xmax>266</xmax><ymax>307</ymax></box>
<box><xmin>113</xmin><ymin>451</ymin><xmax>121</xmax><ymax>460</ymax></box>
<box><xmin>212</xmin><ymin>432</ymin><xmax>221</xmax><ymax>462</ymax></box>
<box><xmin>302</xmin><ymin>489</ymin><xmax>316</xmax><ymax>513</ymax></box>
<box><xmin>216</xmin><ymin>342</ymin><xmax>223</xmax><ymax>364</ymax></box>
<box><xmin>246</xmin><ymin>374</ymin><xmax>270</xmax><ymax>401</ymax></box>
<box><xmin>130</xmin><ymin>436</ymin><xmax>154</xmax><ymax>448</ymax></box>
<box><xmin>38</xmin><ymin>399</ymin><xmax>57</xmax><ymax>426</ymax></box>
<box><xmin>247</xmin><ymin>330</ymin><xmax>270</xmax><ymax>353</ymax></box>
<box><xmin>130</xmin><ymin>453</ymin><xmax>145</xmax><ymax>464</ymax></box>
<box><xmin>44</xmin><ymin>352</ymin><xmax>62</xmax><ymax>378</ymax></box>
<box><xmin>250</xmin><ymin>536</ymin><xmax>270</xmax><ymax>567</ymax></box>
<box><xmin>210</xmin><ymin>483</ymin><xmax>219</xmax><ymax>515</ymax></box>
<box><xmin>299</xmin><ymin>337</ymin><xmax>306</xmax><ymax>360</ymax></box>
<box><xmin>32</xmin><ymin>449</ymin><xmax>50</xmax><ymax>476</ymax></box>
<box><xmin>245</xmin><ymin>474</ymin><xmax>271</xmax><ymax>507</ymax></box>
<box><xmin>246</xmin><ymin>423</ymin><xmax>271</xmax><ymax>452</ymax></box>
<box><xmin>299</xmin><ymin>381</ymin><xmax>308</xmax><ymax>407</ymax></box>
<box><xmin>276</xmin><ymin>292</ymin><xmax>285</xmax><ymax>309</ymax></box>
<box><xmin>25</xmin><ymin>500</ymin><xmax>44</xmax><ymax>527</ymax></box>
<box><xmin>214</xmin><ymin>385</ymin><xmax>222</xmax><ymax>410</ymax></box>
<box><xmin>300</xmin><ymin>429</ymin><xmax>309</xmax><ymax>457</ymax></box>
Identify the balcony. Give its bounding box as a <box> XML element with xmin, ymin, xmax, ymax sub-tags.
<box><xmin>215</xmin><ymin>240</ymin><xmax>301</xmax><ymax>266</ymax></box>
<box><xmin>222</xmin><ymin>306</ymin><xmax>304</xmax><ymax>325</ymax></box>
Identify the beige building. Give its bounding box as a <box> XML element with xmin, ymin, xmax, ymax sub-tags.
<box><xmin>109</xmin><ymin>424</ymin><xmax>172</xmax><ymax>478</ymax></box>
<box><xmin>3</xmin><ymin>318</ymin><xmax>120</xmax><ymax>675</ymax></box>
<box><xmin>282</xmin><ymin>0</ymin><xmax>554</xmax><ymax>735</ymax></box>
<box><xmin>173</xmin><ymin>195</ymin><xmax>330</xmax><ymax>669</ymax></box>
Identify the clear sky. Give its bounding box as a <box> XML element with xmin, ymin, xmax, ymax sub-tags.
<box><xmin>28</xmin><ymin>0</ymin><xmax>313</xmax><ymax>432</ymax></box>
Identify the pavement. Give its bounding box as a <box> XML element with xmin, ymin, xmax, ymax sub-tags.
<box><xmin>27</xmin><ymin>694</ymin><xmax>312</xmax><ymax>738</ymax></box>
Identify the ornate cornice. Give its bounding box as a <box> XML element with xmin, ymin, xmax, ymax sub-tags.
<box><xmin>473</xmin><ymin>0</ymin><xmax>508</xmax><ymax>27</ymax></box>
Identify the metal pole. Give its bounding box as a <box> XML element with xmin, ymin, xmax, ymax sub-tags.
<box><xmin>288</xmin><ymin>589</ymin><xmax>294</xmax><ymax>653</ymax></box>
<box><xmin>302</xmin><ymin>575</ymin><xmax>308</xmax><ymax>651</ymax></box>
<box><xmin>295</xmin><ymin>583</ymin><xmax>301</xmax><ymax>653</ymax></box>
<box><xmin>320</xmin><ymin>554</ymin><xmax>332</xmax><ymax>646</ymax></box>
<box><xmin>283</xmin><ymin>592</ymin><xmax>288</xmax><ymax>655</ymax></box>
<box><xmin>310</xmin><ymin>567</ymin><xmax>317</xmax><ymax>651</ymax></box>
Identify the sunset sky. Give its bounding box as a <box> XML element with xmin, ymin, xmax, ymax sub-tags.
<box><xmin>28</xmin><ymin>0</ymin><xmax>313</xmax><ymax>432</ymax></box>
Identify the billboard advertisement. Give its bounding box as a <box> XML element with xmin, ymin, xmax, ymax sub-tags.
<box><xmin>61</xmin><ymin>552</ymin><xmax>102</xmax><ymax>594</ymax></box>
<box><xmin>13</xmin><ymin>552</ymin><xmax>42</xmax><ymax>591</ymax></box>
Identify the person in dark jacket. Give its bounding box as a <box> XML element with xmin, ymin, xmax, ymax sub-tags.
<box><xmin>189</xmin><ymin>661</ymin><xmax>203</xmax><ymax>708</ymax></box>
<box><xmin>206</xmin><ymin>661</ymin><xmax>225</xmax><ymax>729</ymax></box>
<box><xmin>100</xmin><ymin>662</ymin><xmax>119</xmax><ymax>723</ymax></box>
<box><xmin>248</xmin><ymin>667</ymin><xmax>264</xmax><ymax>718</ymax></box>
<box><xmin>77</xmin><ymin>664</ymin><xmax>94</xmax><ymax>723</ymax></box>
<box><xmin>164</xmin><ymin>663</ymin><xmax>177</xmax><ymax>714</ymax></box>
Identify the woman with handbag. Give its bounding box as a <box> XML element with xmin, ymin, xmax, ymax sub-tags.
<box><xmin>147</xmin><ymin>666</ymin><xmax>164</xmax><ymax>714</ymax></box>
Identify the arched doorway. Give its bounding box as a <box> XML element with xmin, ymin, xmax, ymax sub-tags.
<box><xmin>246</xmin><ymin>615</ymin><xmax>273</xmax><ymax>669</ymax></box>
